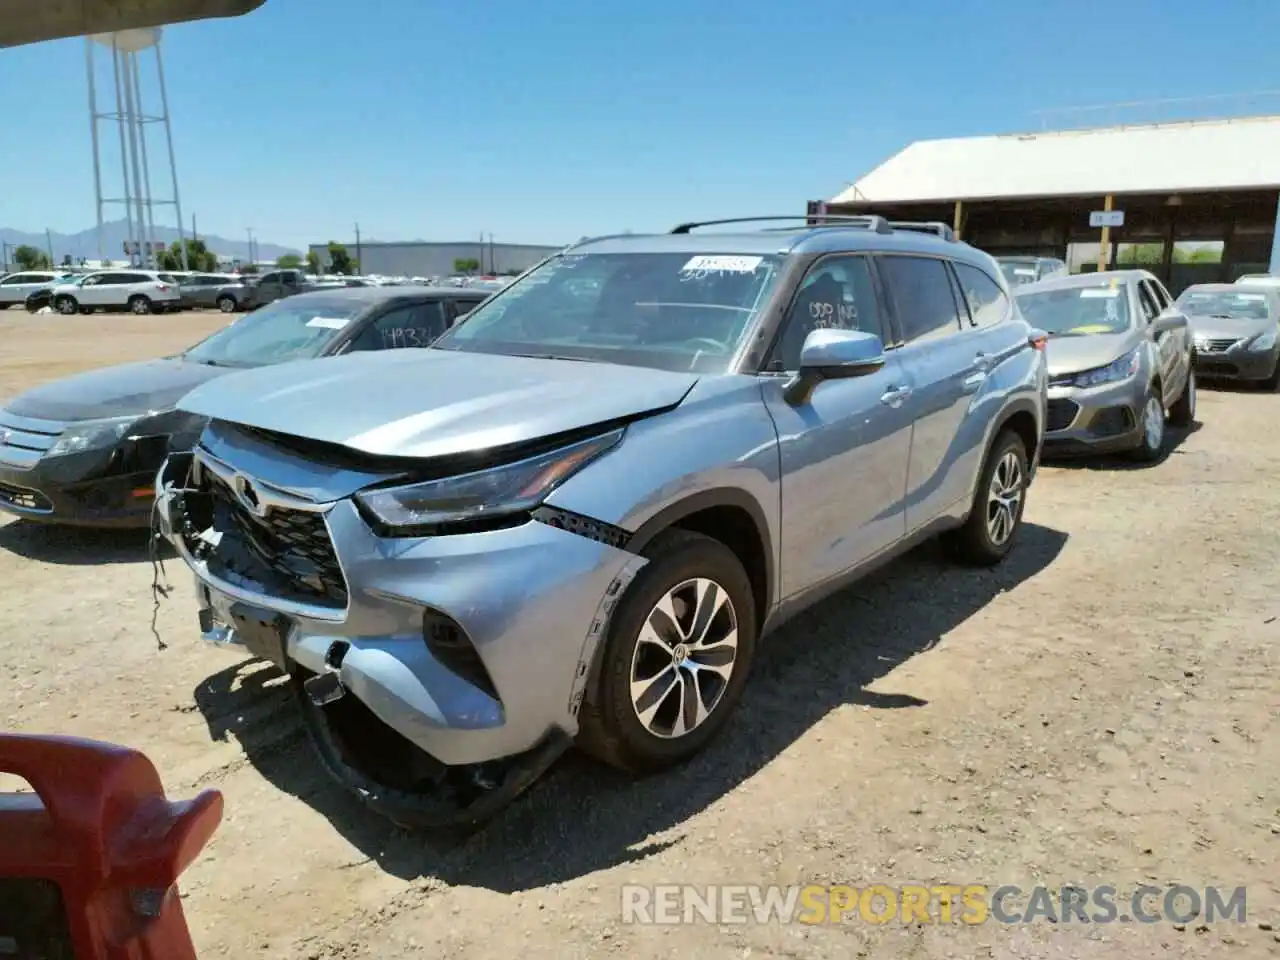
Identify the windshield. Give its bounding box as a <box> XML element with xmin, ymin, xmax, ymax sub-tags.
<box><xmin>1016</xmin><ymin>283</ymin><xmax>1132</xmax><ymax>336</ymax></box>
<box><xmin>999</xmin><ymin>260</ymin><xmax>1042</xmax><ymax>286</ymax></box>
<box><xmin>1176</xmin><ymin>290</ymin><xmax>1271</xmax><ymax>321</ymax></box>
<box><xmin>432</xmin><ymin>251</ymin><xmax>784</xmax><ymax>373</ymax></box>
<box><xmin>181</xmin><ymin>297</ymin><xmax>361</xmax><ymax>367</ymax></box>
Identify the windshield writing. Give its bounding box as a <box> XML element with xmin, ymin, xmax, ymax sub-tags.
<box><xmin>1016</xmin><ymin>285</ymin><xmax>1131</xmax><ymax>336</ymax></box>
<box><xmin>1176</xmin><ymin>291</ymin><xmax>1271</xmax><ymax>321</ymax></box>
<box><xmin>182</xmin><ymin>298</ymin><xmax>360</xmax><ymax>367</ymax></box>
<box><xmin>431</xmin><ymin>252</ymin><xmax>783</xmax><ymax>373</ymax></box>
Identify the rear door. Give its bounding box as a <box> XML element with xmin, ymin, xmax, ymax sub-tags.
<box><xmin>875</xmin><ymin>254</ymin><xmax>979</xmax><ymax>533</ymax></box>
<box><xmin>1136</xmin><ymin>278</ymin><xmax>1177</xmax><ymax>403</ymax></box>
<box><xmin>760</xmin><ymin>253</ymin><xmax>913</xmax><ymax>599</ymax></box>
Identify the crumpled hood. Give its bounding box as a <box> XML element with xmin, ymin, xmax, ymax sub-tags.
<box><xmin>5</xmin><ymin>357</ymin><xmax>230</xmax><ymax>421</ymax></box>
<box><xmin>1186</xmin><ymin>314</ymin><xmax>1272</xmax><ymax>345</ymax></box>
<box><xmin>176</xmin><ymin>348</ymin><xmax>701</xmax><ymax>459</ymax></box>
<box><xmin>1045</xmin><ymin>331</ymin><xmax>1139</xmax><ymax>377</ymax></box>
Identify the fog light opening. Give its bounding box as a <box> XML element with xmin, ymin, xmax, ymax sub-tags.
<box><xmin>422</xmin><ymin>609</ymin><xmax>500</xmax><ymax>702</ymax></box>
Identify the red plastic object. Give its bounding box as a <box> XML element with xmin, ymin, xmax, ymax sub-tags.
<box><xmin>0</xmin><ymin>734</ymin><xmax>223</xmax><ymax>959</ymax></box>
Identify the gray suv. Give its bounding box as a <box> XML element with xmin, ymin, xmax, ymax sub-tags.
<box><xmin>155</xmin><ymin>216</ymin><xmax>1048</xmax><ymax>827</ymax></box>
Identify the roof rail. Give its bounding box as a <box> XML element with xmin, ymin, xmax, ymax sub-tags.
<box><xmin>670</xmin><ymin>215</ymin><xmax>892</xmax><ymax>234</ymax></box>
<box><xmin>886</xmin><ymin>221</ymin><xmax>956</xmax><ymax>242</ymax></box>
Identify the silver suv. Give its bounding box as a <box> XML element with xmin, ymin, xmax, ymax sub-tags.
<box><xmin>155</xmin><ymin>215</ymin><xmax>1048</xmax><ymax>827</ymax></box>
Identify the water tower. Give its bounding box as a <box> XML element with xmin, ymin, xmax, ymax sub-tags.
<box><xmin>85</xmin><ymin>28</ymin><xmax>189</xmax><ymax>270</ymax></box>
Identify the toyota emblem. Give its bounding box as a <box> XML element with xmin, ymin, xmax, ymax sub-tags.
<box><xmin>232</xmin><ymin>473</ymin><xmax>267</xmax><ymax>516</ymax></box>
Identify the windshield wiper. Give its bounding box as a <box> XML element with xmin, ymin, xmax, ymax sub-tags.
<box><xmin>514</xmin><ymin>353</ymin><xmax>597</xmax><ymax>363</ymax></box>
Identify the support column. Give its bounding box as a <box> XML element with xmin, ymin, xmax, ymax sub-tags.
<box><xmin>952</xmin><ymin>200</ymin><xmax>964</xmax><ymax>240</ymax></box>
<box><xmin>1096</xmin><ymin>195</ymin><xmax>1114</xmax><ymax>273</ymax></box>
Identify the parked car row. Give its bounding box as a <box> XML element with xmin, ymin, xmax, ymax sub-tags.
<box><xmin>0</xmin><ymin>215</ymin><xmax>1232</xmax><ymax>832</ymax></box>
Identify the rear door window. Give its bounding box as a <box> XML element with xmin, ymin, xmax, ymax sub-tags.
<box><xmin>877</xmin><ymin>255</ymin><xmax>965</xmax><ymax>343</ymax></box>
<box><xmin>1137</xmin><ymin>282</ymin><xmax>1161</xmax><ymax>322</ymax></box>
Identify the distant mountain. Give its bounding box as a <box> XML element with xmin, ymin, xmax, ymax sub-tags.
<box><xmin>0</xmin><ymin>220</ymin><xmax>299</xmax><ymax>264</ymax></box>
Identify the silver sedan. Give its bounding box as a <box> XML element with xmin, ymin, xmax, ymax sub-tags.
<box><xmin>1175</xmin><ymin>283</ymin><xmax>1280</xmax><ymax>389</ymax></box>
<box><xmin>1015</xmin><ymin>270</ymin><xmax>1196</xmax><ymax>461</ymax></box>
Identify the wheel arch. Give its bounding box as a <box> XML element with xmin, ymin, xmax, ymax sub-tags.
<box><xmin>626</xmin><ymin>488</ymin><xmax>775</xmax><ymax>629</ymax></box>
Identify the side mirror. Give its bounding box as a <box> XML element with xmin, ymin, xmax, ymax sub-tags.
<box><xmin>783</xmin><ymin>328</ymin><xmax>886</xmax><ymax>405</ymax></box>
<box><xmin>1151</xmin><ymin>312</ymin><xmax>1180</xmax><ymax>334</ymax></box>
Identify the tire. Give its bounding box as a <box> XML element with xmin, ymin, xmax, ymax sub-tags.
<box><xmin>1130</xmin><ymin>386</ymin><xmax>1166</xmax><ymax>463</ymax></box>
<box><xmin>947</xmin><ymin>429</ymin><xmax>1029</xmax><ymax>567</ymax></box>
<box><xmin>54</xmin><ymin>295</ymin><xmax>78</xmax><ymax>316</ymax></box>
<box><xmin>1168</xmin><ymin>366</ymin><xmax>1197</xmax><ymax>426</ymax></box>
<box><xmin>577</xmin><ymin>529</ymin><xmax>758</xmax><ymax>773</ymax></box>
<box><xmin>1261</xmin><ymin>357</ymin><xmax>1280</xmax><ymax>392</ymax></box>
<box><xmin>216</xmin><ymin>295</ymin><xmax>237</xmax><ymax>313</ymax></box>
<box><xmin>128</xmin><ymin>295</ymin><xmax>153</xmax><ymax>315</ymax></box>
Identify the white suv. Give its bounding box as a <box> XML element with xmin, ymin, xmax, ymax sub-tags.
<box><xmin>0</xmin><ymin>271</ymin><xmax>64</xmax><ymax>308</ymax></box>
<box><xmin>51</xmin><ymin>269</ymin><xmax>181</xmax><ymax>315</ymax></box>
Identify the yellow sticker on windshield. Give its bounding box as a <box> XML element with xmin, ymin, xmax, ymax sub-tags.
<box><xmin>1067</xmin><ymin>324</ymin><xmax>1116</xmax><ymax>335</ymax></box>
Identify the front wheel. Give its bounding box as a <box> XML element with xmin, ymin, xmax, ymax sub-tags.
<box><xmin>1169</xmin><ymin>366</ymin><xmax>1197</xmax><ymax>426</ymax></box>
<box><xmin>947</xmin><ymin>429</ymin><xmax>1029</xmax><ymax>567</ymax></box>
<box><xmin>1131</xmin><ymin>388</ymin><xmax>1166</xmax><ymax>462</ymax></box>
<box><xmin>216</xmin><ymin>295</ymin><xmax>237</xmax><ymax>313</ymax></box>
<box><xmin>54</xmin><ymin>295</ymin><xmax>78</xmax><ymax>316</ymax></box>
<box><xmin>577</xmin><ymin>529</ymin><xmax>757</xmax><ymax>773</ymax></box>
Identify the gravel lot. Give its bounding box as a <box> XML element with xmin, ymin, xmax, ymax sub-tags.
<box><xmin>1</xmin><ymin>309</ymin><xmax>1277</xmax><ymax>958</ymax></box>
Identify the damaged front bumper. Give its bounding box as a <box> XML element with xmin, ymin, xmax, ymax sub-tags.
<box><xmin>155</xmin><ymin>450</ymin><xmax>645</xmax><ymax>827</ymax></box>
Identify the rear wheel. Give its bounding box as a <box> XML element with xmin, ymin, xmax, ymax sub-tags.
<box><xmin>577</xmin><ymin>529</ymin><xmax>757</xmax><ymax>773</ymax></box>
<box><xmin>216</xmin><ymin>295</ymin><xmax>237</xmax><ymax>313</ymax></box>
<box><xmin>947</xmin><ymin>429</ymin><xmax>1028</xmax><ymax>567</ymax></box>
<box><xmin>1169</xmin><ymin>366</ymin><xmax>1197</xmax><ymax>426</ymax></box>
<box><xmin>128</xmin><ymin>295</ymin><xmax>153</xmax><ymax>315</ymax></box>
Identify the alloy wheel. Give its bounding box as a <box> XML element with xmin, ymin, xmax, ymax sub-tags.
<box><xmin>629</xmin><ymin>577</ymin><xmax>739</xmax><ymax>739</ymax></box>
<box><xmin>986</xmin><ymin>451</ymin><xmax>1023</xmax><ymax>547</ymax></box>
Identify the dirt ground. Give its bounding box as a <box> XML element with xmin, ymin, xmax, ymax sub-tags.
<box><xmin>1</xmin><ymin>309</ymin><xmax>1277</xmax><ymax>958</ymax></box>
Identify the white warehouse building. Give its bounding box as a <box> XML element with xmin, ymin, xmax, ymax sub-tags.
<box><xmin>308</xmin><ymin>239</ymin><xmax>563</xmax><ymax>278</ymax></box>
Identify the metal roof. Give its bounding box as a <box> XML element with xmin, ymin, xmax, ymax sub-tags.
<box><xmin>831</xmin><ymin>115</ymin><xmax>1280</xmax><ymax>205</ymax></box>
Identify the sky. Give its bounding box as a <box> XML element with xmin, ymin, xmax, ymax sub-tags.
<box><xmin>1</xmin><ymin>0</ymin><xmax>1279</xmax><ymax>250</ymax></box>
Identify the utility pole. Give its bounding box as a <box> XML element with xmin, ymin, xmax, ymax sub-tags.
<box><xmin>354</xmin><ymin>222</ymin><xmax>362</xmax><ymax>274</ymax></box>
<box><xmin>45</xmin><ymin>229</ymin><xmax>56</xmax><ymax>269</ymax></box>
<box><xmin>488</xmin><ymin>232</ymin><xmax>495</xmax><ymax>274</ymax></box>
<box><xmin>246</xmin><ymin>226</ymin><xmax>255</xmax><ymax>267</ymax></box>
<box><xmin>192</xmin><ymin>213</ymin><xmax>197</xmax><ymax>243</ymax></box>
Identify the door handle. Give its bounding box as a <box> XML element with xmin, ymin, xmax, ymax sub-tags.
<box><xmin>880</xmin><ymin>385</ymin><xmax>912</xmax><ymax>407</ymax></box>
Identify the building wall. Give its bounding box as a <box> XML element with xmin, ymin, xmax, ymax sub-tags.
<box><xmin>307</xmin><ymin>241</ymin><xmax>563</xmax><ymax>278</ymax></box>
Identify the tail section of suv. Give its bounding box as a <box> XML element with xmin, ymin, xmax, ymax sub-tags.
<box><xmin>155</xmin><ymin>215</ymin><xmax>1048</xmax><ymax>827</ymax></box>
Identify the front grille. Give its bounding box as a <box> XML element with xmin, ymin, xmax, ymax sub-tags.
<box><xmin>1195</xmin><ymin>337</ymin><xmax>1240</xmax><ymax>353</ymax></box>
<box><xmin>1046</xmin><ymin>399</ymin><xmax>1080</xmax><ymax>432</ymax></box>
<box><xmin>0</xmin><ymin>480</ymin><xmax>53</xmax><ymax>513</ymax></box>
<box><xmin>181</xmin><ymin>460</ymin><xmax>348</xmax><ymax>609</ymax></box>
<box><xmin>0</xmin><ymin>411</ymin><xmax>66</xmax><ymax>468</ymax></box>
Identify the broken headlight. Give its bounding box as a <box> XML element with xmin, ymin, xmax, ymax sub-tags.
<box><xmin>355</xmin><ymin>427</ymin><xmax>624</xmax><ymax>533</ymax></box>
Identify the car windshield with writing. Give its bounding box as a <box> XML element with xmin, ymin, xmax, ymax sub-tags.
<box><xmin>1175</xmin><ymin>290</ymin><xmax>1272</xmax><ymax>321</ymax></box>
<box><xmin>181</xmin><ymin>297</ymin><xmax>360</xmax><ymax>367</ymax></box>
<box><xmin>1015</xmin><ymin>284</ymin><xmax>1132</xmax><ymax>336</ymax></box>
<box><xmin>431</xmin><ymin>251</ymin><xmax>784</xmax><ymax>373</ymax></box>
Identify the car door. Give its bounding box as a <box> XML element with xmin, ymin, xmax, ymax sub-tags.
<box><xmin>75</xmin><ymin>273</ymin><xmax>111</xmax><ymax>306</ymax></box>
<box><xmin>759</xmin><ymin>253</ymin><xmax>913</xmax><ymax>600</ymax></box>
<box><xmin>0</xmin><ymin>273</ymin><xmax>38</xmax><ymax>305</ymax></box>
<box><xmin>1136</xmin><ymin>278</ymin><xmax>1177</xmax><ymax>404</ymax></box>
<box><xmin>1145</xmin><ymin>277</ymin><xmax>1189</xmax><ymax>402</ymax></box>
<box><xmin>876</xmin><ymin>254</ymin><xmax>976</xmax><ymax>533</ymax></box>
<box><xmin>340</xmin><ymin>300</ymin><xmax>452</xmax><ymax>353</ymax></box>
<box><xmin>255</xmin><ymin>272</ymin><xmax>283</xmax><ymax>304</ymax></box>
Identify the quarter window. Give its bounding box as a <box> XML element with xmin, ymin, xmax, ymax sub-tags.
<box><xmin>953</xmin><ymin>263</ymin><xmax>1011</xmax><ymax>328</ymax></box>
<box><xmin>878</xmin><ymin>255</ymin><xmax>965</xmax><ymax>343</ymax></box>
<box><xmin>1137</xmin><ymin>282</ymin><xmax>1160</xmax><ymax>322</ymax></box>
<box><xmin>767</xmin><ymin>255</ymin><xmax>885</xmax><ymax>371</ymax></box>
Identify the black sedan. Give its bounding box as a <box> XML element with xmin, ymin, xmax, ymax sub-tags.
<box><xmin>0</xmin><ymin>285</ymin><xmax>486</xmax><ymax>527</ymax></box>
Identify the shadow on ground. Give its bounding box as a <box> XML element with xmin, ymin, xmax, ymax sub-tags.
<box><xmin>193</xmin><ymin>521</ymin><xmax>1068</xmax><ymax>893</ymax></box>
<box><xmin>0</xmin><ymin>518</ymin><xmax>169</xmax><ymax>565</ymax></box>
<box><xmin>1041</xmin><ymin>420</ymin><xmax>1202</xmax><ymax>472</ymax></box>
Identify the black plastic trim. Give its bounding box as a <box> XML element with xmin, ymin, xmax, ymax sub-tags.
<box><xmin>532</xmin><ymin>505</ymin><xmax>631</xmax><ymax>549</ymax></box>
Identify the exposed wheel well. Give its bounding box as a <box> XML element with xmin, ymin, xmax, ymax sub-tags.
<box><xmin>668</xmin><ymin>505</ymin><xmax>769</xmax><ymax>628</ymax></box>
<box><xmin>999</xmin><ymin>409</ymin><xmax>1038</xmax><ymax>462</ymax></box>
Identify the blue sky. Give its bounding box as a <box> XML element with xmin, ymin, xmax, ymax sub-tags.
<box><xmin>1</xmin><ymin>0</ymin><xmax>1278</xmax><ymax>250</ymax></box>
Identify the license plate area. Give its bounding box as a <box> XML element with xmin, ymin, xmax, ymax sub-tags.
<box><xmin>227</xmin><ymin>602</ymin><xmax>291</xmax><ymax>671</ymax></box>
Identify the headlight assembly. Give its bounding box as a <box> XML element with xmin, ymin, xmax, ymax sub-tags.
<box><xmin>1250</xmin><ymin>329</ymin><xmax>1277</xmax><ymax>351</ymax></box>
<box><xmin>1069</xmin><ymin>347</ymin><xmax>1140</xmax><ymax>388</ymax></box>
<box><xmin>45</xmin><ymin>415</ymin><xmax>138</xmax><ymax>458</ymax></box>
<box><xmin>356</xmin><ymin>427</ymin><xmax>624</xmax><ymax>533</ymax></box>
